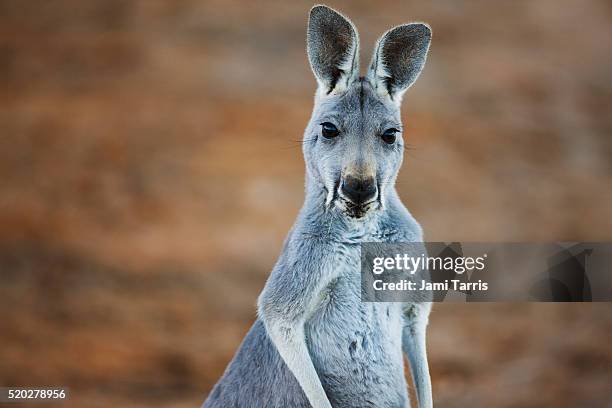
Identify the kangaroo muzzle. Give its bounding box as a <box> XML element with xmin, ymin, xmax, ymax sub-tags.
<box><xmin>340</xmin><ymin>175</ymin><xmax>377</xmax><ymax>205</ymax></box>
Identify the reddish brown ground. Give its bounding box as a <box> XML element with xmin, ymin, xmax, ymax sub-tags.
<box><xmin>1</xmin><ymin>1</ymin><xmax>611</xmax><ymax>407</ymax></box>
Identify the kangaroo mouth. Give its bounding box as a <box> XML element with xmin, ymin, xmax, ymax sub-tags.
<box><xmin>334</xmin><ymin>178</ymin><xmax>381</xmax><ymax>219</ymax></box>
<box><xmin>337</xmin><ymin>197</ymin><xmax>379</xmax><ymax>218</ymax></box>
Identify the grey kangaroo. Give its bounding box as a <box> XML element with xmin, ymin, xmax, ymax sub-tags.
<box><xmin>204</xmin><ymin>5</ymin><xmax>432</xmax><ymax>408</ymax></box>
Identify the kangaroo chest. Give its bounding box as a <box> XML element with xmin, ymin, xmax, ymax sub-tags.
<box><xmin>304</xmin><ymin>242</ymin><xmax>409</xmax><ymax>407</ymax></box>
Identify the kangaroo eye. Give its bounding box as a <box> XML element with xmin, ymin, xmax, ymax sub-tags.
<box><xmin>381</xmin><ymin>128</ymin><xmax>399</xmax><ymax>144</ymax></box>
<box><xmin>321</xmin><ymin>122</ymin><xmax>340</xmax><ymax>139</ymax></box>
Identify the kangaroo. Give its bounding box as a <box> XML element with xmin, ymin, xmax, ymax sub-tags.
<box><xmin>203</xmin><ymin>5</ymin><xmax>432</xmax><ymax>408</ymax></box>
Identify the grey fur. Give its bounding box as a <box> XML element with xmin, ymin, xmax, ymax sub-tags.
<box><xmin>204</xmin><ymin>5</ymin><xmax>432</xmax><ymax>408</ymax></box>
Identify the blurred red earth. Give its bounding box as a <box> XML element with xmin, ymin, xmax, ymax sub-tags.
<box><xmin>1</xmin><ymin>1</ymin><xmax>611</xmax><ymax>407</ymax></box>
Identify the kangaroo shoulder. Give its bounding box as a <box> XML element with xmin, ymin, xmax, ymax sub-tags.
<box><xmin>381</xmin><ymin>201</ymin><xmax>423</xmax><ymax>242</ymax></box>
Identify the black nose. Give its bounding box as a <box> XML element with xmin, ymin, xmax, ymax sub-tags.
<box><xmin>341</xmin><ymin>176</ymin><xmax>377</xmax><ymax>204</ymax></box>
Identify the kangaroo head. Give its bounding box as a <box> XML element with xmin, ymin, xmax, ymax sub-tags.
<box><xmin>302</xmin><ymin>5</ymin><xmax>431</xmax><ymax>219</ymax></box>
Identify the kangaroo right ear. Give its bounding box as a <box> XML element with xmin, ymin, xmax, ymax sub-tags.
<box><xmin>307</xmin><ymin>5</ymin><xmax>359</xmax><ymax>95</ymax></box>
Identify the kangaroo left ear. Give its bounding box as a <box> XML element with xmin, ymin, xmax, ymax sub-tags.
<box><xmin>367</xmin><ymin>23</ymin><xmax>431</xmax><ymax>103</ymax></box>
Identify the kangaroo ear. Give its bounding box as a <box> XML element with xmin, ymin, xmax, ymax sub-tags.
<box><xmin>367</xmin><ymin>23</ymin><xmax>431</xmax><ymax>103</ymax></box>
<box><xmin>307</xmin><ymin>5</ymin><xmax>359</xmax><ymax>95</ymax></box>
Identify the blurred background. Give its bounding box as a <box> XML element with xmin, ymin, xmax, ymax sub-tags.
<box><xmin>1</xmin><ymin>1</ymin><xmax>612</xmax><ymax>407</ymax></box>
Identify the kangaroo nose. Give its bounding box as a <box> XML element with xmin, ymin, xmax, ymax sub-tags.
<box><xmin>341</xmin><ymin>176</ymin><xmax>377</xmax><ymax>204</ymax></box>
